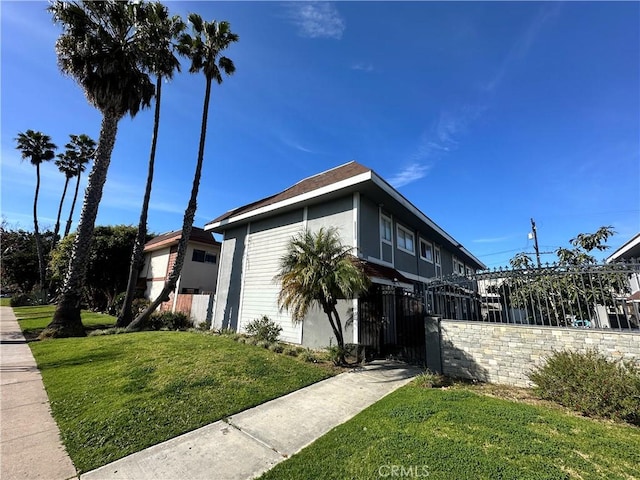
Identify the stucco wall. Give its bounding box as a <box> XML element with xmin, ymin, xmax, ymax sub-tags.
<box><xmin>439</xmin><ymin>320</ymin><xmax>640</xmax><ymax>387</ymax></box>
<box><xmin>179</xmin><ymin>243</ymin><xmax>220</xmax><ymax>294</ymax></box>
<box><xmin>212</xmin><ymin>225</ymin><xmax>247</xmax><ymax>330</ymax></box>
<box><xmin>301</xmin><ymin>299</ymin><xmax>355</xmax><ymax>349</ymax></box>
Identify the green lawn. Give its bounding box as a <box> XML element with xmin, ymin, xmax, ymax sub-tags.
<box><xmin>260</xmin><ymin>383</ymin><xmax>640</xmax><ymax>480</ymax></box>
<box><xmin>15</xmin><ymin>307</ymin><xmax>335</xmax><ymax>473</ymax></box>
<box><xmin>0</xmin><ymin>297</ymin><xmax>11</xmax><ymax>307</ymax></box>
<box><xmin>13</xmin><ymin>304</ymin><xmax>116</xmax><ymax>339</ymax></box>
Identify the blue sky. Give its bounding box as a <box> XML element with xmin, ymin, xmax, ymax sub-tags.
<box><xmin>2</xmin><ymin>1</ymin><xmax>639</xmax><ymax>269</ymax></box>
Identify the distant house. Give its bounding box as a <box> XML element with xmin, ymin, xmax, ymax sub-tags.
<box><xmin>606</xmin><ymin>232</ymin><xmax>640</xmax><ymax>326</ymax></box>
<box><xmin>139</xmin><ymin>227</ymin><xmax>221</xmax><ymax>312</ymax></box>
<box><xmin>205</xmin><ymin>161</ymin><xmax>485</xmax><ymax>353</ymax></box>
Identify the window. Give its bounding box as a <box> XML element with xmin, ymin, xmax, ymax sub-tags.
<box><xmin>465</xmin><ymin>266</ymin><xmax>473</xmax><ymax>277</ymax></box>
<box><xmin>380</xmin><ymin>214</ymin><xmax>392</xmax><ymax>243</ymax></box>
<box><xmin>419</xmin><ymin>239</ymin><xmax>433</xmax><ymax>262</ymax></box>
<box><xmin>192</xmin><ymin>249</ymin><xmax>216</xmax><ymax>264</ymax></box>
<box><xmin>434</xmin><ymin>247</ymin><xmax>441</xmax><ymax>266</ymax></box>
<box><xmin>453</xmin><ymin>256</ymin><xmax>465</xmax><ymax>275</ymax></box>
<box><xmin>434</xmin><ymin>246</ymin><xmax>442</xmax><ymax>277</ymax></box>
<box><xmin>397</xmin><ymin>224</ymin><xmax>415</xmax><ymax>254</ymax></box>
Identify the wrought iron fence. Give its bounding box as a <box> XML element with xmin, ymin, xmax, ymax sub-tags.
<box><xmin>424</xmin><ymin>262</ymin><xmax>640</xmax><ymax>331</ymax></box>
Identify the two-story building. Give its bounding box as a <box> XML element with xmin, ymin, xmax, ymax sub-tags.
<box><xmin>205</xmin><ymin>161</ymin><xmax>485</xmax><ymax>353</ymax></box>
<box><xmin>140</xmin><ymin>227</ymin><xmax>221</xmax><ymax>312</ymax></box>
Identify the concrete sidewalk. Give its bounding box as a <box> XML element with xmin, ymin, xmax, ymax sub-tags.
<box><xmin>82</xmin><ymin>361</ymin><xmax>420</xmax><ymax>480</ymax></box>
<box><xmin>0</xmin><ymin>305</ymin><xmax>77</xmax><ymax>480</ymax></box>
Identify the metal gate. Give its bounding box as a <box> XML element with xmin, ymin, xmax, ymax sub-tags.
<box><xmin>358</xmin><ymin>285</ymin><xmax>426</xmax><ymax>364</ymax></box>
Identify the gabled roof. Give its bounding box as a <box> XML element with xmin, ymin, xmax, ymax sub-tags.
<box><xmin>208</xmin><ymin>161</ymin><xmax>370</xmax><ymax>224</ymax></box>
<box><xmin>606</xmin><ymin>232</ymin><xmax>640</xmax><ymax>262</ymax></box>
<box><xmin>144</xmin><ymin>227</ymin><xmax>219</xmax><ymax>253</ymax></box>
<box><xmin>206</xmin><ymin>160</ymin><xmax>485</xmax><ymax>270</ymax></box>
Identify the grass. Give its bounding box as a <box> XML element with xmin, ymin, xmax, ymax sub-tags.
<box><xmin>13</xmin><ymin>304</ymin><xmax>116</xmax><ymax>340</ymax></box>
<box><xmin>0</xmin><ymin>297</ymin><xmax>11</xmax><ymax>307</ymax></box>
<box><xmin>259</xmin><ymin>382</ymin><xmax>640</xmax><ymax>480</ymax></box>
<box><xmin>21</xmin><ymin>316</ymin><xmax>335</xmax><ymax>473</ymax></box>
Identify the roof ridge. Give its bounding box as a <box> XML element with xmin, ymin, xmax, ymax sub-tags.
<box><xmin>288</xmin><ymin>160</ymin><xmax>366</xmax><ymax>188</ymax></box>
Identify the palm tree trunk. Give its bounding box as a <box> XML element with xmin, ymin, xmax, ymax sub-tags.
<box><xmin>64</xmin><ymin>164</ymin><xmax>83</xmax><ymax>237</ymax></box>
<box><xmin>129</xmin><ymin>75</ymin><xmax>213</xmax><ymax>331</ymax></box>
<box><xmin>117</xmin><ymin>78</ymin><xmax>163</xmax><ymax>328</ymax></box>
<box><xmin>53</xmin><ymin>176</ymin><xmax>70</xmax><ymax>246</ymax></box>
<box><xmin>46</xmin><ymin>113</ymin><xmax>120</xmax><ymax>338</ymax></box>
<box><xmin>33</xmin><ymin>164</ymin><xmax>47</xmax><ymax>301</ymax></box>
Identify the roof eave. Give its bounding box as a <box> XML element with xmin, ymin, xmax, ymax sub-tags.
<box><xmin>205</xmin><ymin>170</ymin><xmax>373</xmax><ymax>231</ymax></box>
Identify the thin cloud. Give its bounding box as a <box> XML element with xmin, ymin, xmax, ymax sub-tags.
<box><xmin>484</xmin><ymin>3</ymin><xmax>561</xmax><ymax>92</ymax></box>
<box><xmin>280</xmin><ymin>135</ymin><xmax>317</xmax><ymax>154</ymax></box>
<box><xmin>286</xmin><ymin>3</ymin><xmax>346</xmax><ymax>39</ymax></box>
<box><xmin>388</xmin><ymin>163</ymin><xmax>432</xmax><ymax>188</ymax></box>
<box><xmin>351</xmin><ymin>62</ymin><xmax>374</xmax><ymax>73</ymax></box>
<box><xmin>473</xmin><ymin>235</ymin><xmax>517</xmax><ymax>244</ymax></box>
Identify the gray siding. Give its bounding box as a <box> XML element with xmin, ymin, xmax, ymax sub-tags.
<box><xmin>358</xmin><ymin>195</ymin><xmax>380</xmax><ymax>259</ymax></box>
<box><xmin>212</xmin><ymin>225</ymin><xmax>247</xmax><ymax>330</ymax></box>
<box><xmin>307</xmin><ymin>196</ymin><xmax>353</xmax><ymax>246</ymax></box>
<box><xmin>250</xmin><ymin>209</ymin><xmax>303</xmax><ymax>234</ymax></box>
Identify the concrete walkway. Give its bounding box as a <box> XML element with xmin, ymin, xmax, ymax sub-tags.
<box><xmin>0</xmin><ymin>306</ymin><xmax>77</xmax><ymax>480</ymax></box>
<box><xmin>82</xmin><ymin>361</ymin><xmax>421</xmax><ymax>480</ymax></box>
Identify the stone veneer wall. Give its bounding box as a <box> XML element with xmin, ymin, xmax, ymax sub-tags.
<box><xmin>439</xmin><ymin>320</ymin><xmax>640</xmax><ymax>387</ymax></box>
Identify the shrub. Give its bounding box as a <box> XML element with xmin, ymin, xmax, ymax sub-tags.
<box><xmin>256</xmin><ymin>340</ymin><xmax>272</xmax><ymax>349</ymax></box>
<box><xmin>10</xmin><ymin>293</ymin><xmax>31</xmax><ymax>307</ymax></box>
<box><xmin>326</xmin><ymin>345</ymin><xmax>346</xmax><ymax>366</ymax></box>
<box><xmin>136</xmin><ymin>311</ymin><xmax>193</xmax><ymax>331</ymax></box>
<box><xmin>269</xmin><ymin>343</ymin><xmax>284</xmax><ymax>354</ymax></box>
<box><xmin>299</xmin><ymin>349</ymin><xmax>317</xmax><ymax>363</ymax></box>
<box><xmin>283</xmin><ymin>346</ymin><xmax>298</xmax><ymax>357</ymax></box>
<box><xmin>245</xmin><ymin>315</ymin><xmax>282</xmax><ymax>343</ymax></box>
<box><xmin>528</xmin><ymin>349</ymin><xmax>640</xmax><ymax>425</ymax></box>
<box><xmin>415</xmin><ymin>370</ymin><xmax>449</xmax><ymax>388</ymax></box>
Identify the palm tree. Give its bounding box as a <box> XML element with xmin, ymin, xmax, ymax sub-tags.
<box><xmin>45</xmin><ymin>1</ymin><xmax>155</xmax><ymax>338</ymax></box>
<box><xmin>63</xmin><ymin>134</ymin><xmax>96</xmax><ymax>237</ymax></box>
<box><xmin>128</xmin><ymin>14</ymin><xmax>238</xmax><ymax>330</ymax></box>
<box><xmin>275</xmin><ymin>228</ymin><xmax>370</xmax><ymax>364</ymax></box>
<box><xmin>15</xmin><ymin>130</ymin><xmax>57</xmax><ymax>297</ymax></box>
<box><xmin>53</xmin><ymin>149</ymin><xmax>77</xmax><ymax>246</ymax></box>
<box><xmin>117</xmin><ymin>4</ymin><xmax>185</xmax><ymax>328</ymax></box>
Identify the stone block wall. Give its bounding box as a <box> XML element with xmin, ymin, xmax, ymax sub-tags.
<box><xmin>439</xmin><ymin>320</ymin><xmax>640</xmax><ymax>387</ymax></box>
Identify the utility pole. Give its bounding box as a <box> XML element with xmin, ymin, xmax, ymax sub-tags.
<box><xmin>530</xmin><ymin>218</ymin><xmax>541</xmax><ymax>268</ymax></box>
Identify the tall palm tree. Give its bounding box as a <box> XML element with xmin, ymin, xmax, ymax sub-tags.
<box><xmin>45</xmin><ymin>1</ymin><xmax>155</xmax><ymax>338</ymax></box>
<box><xmin>52</xmin><ymin>148</ymin><xmax>78</xmax><ymax>246</ymax></box>
<box><xmin>15</xmin><ymin>130</ymin><xmax>57</xmax><ymax>297</ymax></box>
<box><xmin>128</xmin><ymin>14</ymin><xmax>238</xmax><ymax>330</ymax></box>
<box><xmin>117</xmin><ymin>4</ymin><xmax>185</xmax><ymax>328</ymax></box>
<box><xmin>275</xmin><ymin>228</ymin><xmax>370</xmax><ymax>364</ymax></box>
<box><xmin>63</xmin><ymin>134</ymin><xmax>96</xmax><ymax>237</ymax></box>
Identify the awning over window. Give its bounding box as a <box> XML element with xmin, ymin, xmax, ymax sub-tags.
<box><xmin>359</xmin><ymin>260</ymin><xmax>414</xmax><ymax>289</ymax></box>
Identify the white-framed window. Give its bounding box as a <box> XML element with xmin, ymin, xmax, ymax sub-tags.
<box><xmin>453</xmin><ymin>256</ymin><xmax>465</xmax><ymax>275</ymax></box>
<box><xmin>380</xmin><ymin>214</ymin><xmax>392</xmax><ymax>244</ymax></box>
<box><xmin>396</xmin><ymin>224</ymin><xmax>415</xmax><ymax>254</ymax></box>
<box><xmin>434</xmin><ymin>246</ymin><xmax>442</xmax><ymax>277</ymax></box>
<box><xmin>465</xmin><ymin>266</ymin><xmax>473</xmax><ymax>277</ymax></box>
<box><xmin>419</xmin><ymin>238</ymin><xmax>433</xmax><ymax>263</ymax></box>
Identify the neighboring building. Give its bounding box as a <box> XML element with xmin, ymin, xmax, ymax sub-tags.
<box><xmin>205</xmin><ymin>161</ymin><xmax>485</xmax><ymax>352</ymax></box>
<box><xmin>139</xmin><ymin>227</ymin><xmax>221</xmax><ymax>309</ymax></box>
<box><xmin>606</xmin><ymin>232</ymin><xmax>640</xmax><ymax>326</ymax></box>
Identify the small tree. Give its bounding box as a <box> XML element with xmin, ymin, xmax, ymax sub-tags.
<box><xmin>50</xmin><ymin>225</ymin><xmax>141</xmax><ymax>312</ymax></box>
<box><xmin>502</xmin><ymin>226</ymin><xmax>629</xmax><ymax>326</ymax></box>
<box><xmin>275</xmin><ymin>227</ymin><xmax>370</xmax><ymax>364</ymax></box>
